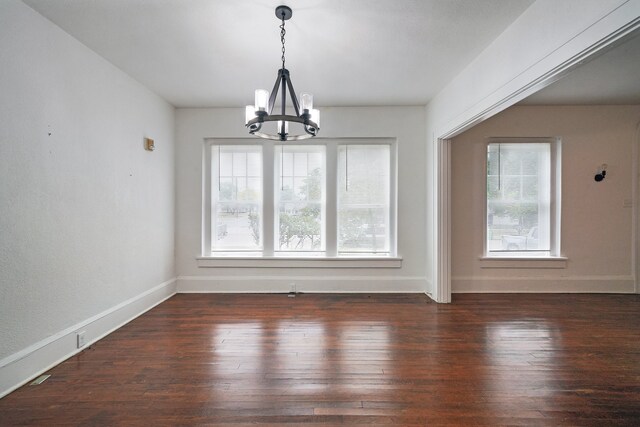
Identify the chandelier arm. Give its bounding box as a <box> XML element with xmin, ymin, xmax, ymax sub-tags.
<box><xmin>281</xmin><ymin>74</ymin><xmax>287</xmax><ymax>117</ymax></box>
<box><xmin>253</xmin><ymin>131</ymin><xmax>313</xmax><ymax>141</ymax></box>
<box><xmin>267</xmin><ymin>72</ymin><xmax>283</xmax><ymax>115</ymax></box>
<box><xmin>285</xmin><ymin>75</ymin><xmax>301</xmax><ymax>117</ymax></box>
<box><xmin>304</xmin><ymin>124</ymin><xmax>317</xmax><ymax>136</ymax></box>
<box><xmin>282</xmin><ymin>133</ymin><xmax>314</xmax><ymax>141</ymax></box>
<box><xmin>279</xmin><ymin>74</ymin><xmax>287</xmax><ymax>139</ymax></box>
<box><xmin>246</xmin><ymin>114</ymin><xmax>312</xmax><ymax>124</ymax></box>
<box><xmin>249</xmin><ymin>122</ymin><xmax>262</xmax><ymax>134</ymax></box>
<box><xmin>247</xmin><ymin>115</ymin><xmax>316</xmax><ymax>127</ymax></box>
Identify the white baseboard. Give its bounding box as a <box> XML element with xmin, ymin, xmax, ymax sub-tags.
<box><xmin>177</xmin><ymin>275</ymin><xmax>427</xmax><ymax>293</ymax></box>
<box><xmin>424</xmin><ymin>278</ymin><xmax>434</xmax><ymax>301</ymax></box>
<box><xmin>0</xmin><ymin>278</ymin><xmax>177</xmax><ymax>399</ymax></box>
<box><xmin>452</xmin><ymin>275</ymin><xmax>635</xmax><ymax>293</ymax></box>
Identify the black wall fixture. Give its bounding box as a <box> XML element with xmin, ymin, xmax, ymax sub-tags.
<box><xmin>594</xmin><ymin>164</ymin><xmax>608</xmax><ymax>182</ymax></box>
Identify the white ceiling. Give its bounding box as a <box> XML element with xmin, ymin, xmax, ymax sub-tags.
<box><xmin>521</xmin><ymin>30</ymin><xmax>640</xmax><ymax>105</ymax></box>
<box><xmin>23</xmin><ymin>0</ymin><xmax>534</xmax><ymax>108</ymax></box>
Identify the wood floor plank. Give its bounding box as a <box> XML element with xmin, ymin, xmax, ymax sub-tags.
<box><xmin>1</xmin><ymin>293</ymin><xmax>639</xmax><ymax>425</ymax></box>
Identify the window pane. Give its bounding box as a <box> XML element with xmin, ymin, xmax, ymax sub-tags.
<box><xmin>502</xmin><ymin>176</ymin><xmax>521</xmax><ymax>200</ymax></box>
<box><xmin>282</xmin><ymin>151</ymin><xmax>294</xmax><ymax>176</ymax></box>
<box><xmin>233</xmin><ymin>152</ymin><xmax>246</xmax><ymax>176</ymax></box>
<box><xmin>338</xmin><ymin>145</ymin><xmax>390</xmax><ymax>253</ymax></box>
<box><xmin>294</xmin><ymin>153</ymin><xmax>307</xmax><ymax>176</ymax></box>
<box><xmin>308</xmin><ymin>152</ymin><xmax>322</xmax><ymax>171</ymax></box>
<box><xmin>275</xmin><ymin>146</ymin><xmax>326</xmax><ymax>252</ymax></box>
<box><xmin>247</xmin><ymin>177</ymin><xmax>261</xmax><ymax>194</ymax></box>
<box><xmin>487</xmin><ymin>142</ymin><xmax>550</xmax><ymax>255</ymax></box>
<box><xmin>219</xmin><ymin>152</ymin><xmax>233</xmax><ymax>176</ymax></box>
<box><xmin>247</xmin><ymin>152</ymin><xmax>261</xmax><ymax>177</ymax></box>
<box><xmin>213</xmin><ymin>145</ymin><xmax>262</xmax><ymax>250</ymax></box>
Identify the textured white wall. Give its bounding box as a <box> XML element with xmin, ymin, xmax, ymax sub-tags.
<box><xmin>0</xmin><ymin>1</ymin><xmax>175</xmax><ymax>360</ymax></box>
<box><xmin>175</xmin><ymin>107</ymin><xmax>428</xmax><ymax>293</ymax></box>
<box><xmin>451</xmin><ymin>105</ymin><xmax>640</xmax><ymax>292</ymax></box>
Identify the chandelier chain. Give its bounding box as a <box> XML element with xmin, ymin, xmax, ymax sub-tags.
<box><xmin>280</xmin><ymin>15</ymin><xmax>286</xmax><ymax>69</ymax></box>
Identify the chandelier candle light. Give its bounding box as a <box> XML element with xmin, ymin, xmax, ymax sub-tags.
<box><xmin>245</xmin><ymin>5</ymin><xmax>320</xmax><ymax>141</ymax></box>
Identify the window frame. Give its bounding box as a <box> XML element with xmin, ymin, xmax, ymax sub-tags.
<box><xmin>337</xmin><ymin>144</ymin><xmax>393</xmax><ymax>255</ymax></box>
<box><xmin>210</xmin><ymin>144</ymin><xmax>264</xmax><ymax>252</ymax></box>
<box><xmin>274</xmin><ymin>144</ymin><xmax>327</xmax><ymax>254</ymax></box>
<box><xmin>201</xmin><ymin>138</ymin><xmax>399</xmax><ymax>268</ymax></box>
<box><xmin>482</xmin><ymin>137</ymin><xmax>563</xmax><ymax>260</ymax></box>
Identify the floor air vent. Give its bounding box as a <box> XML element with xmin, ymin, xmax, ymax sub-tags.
<box><xmin>29</xmin><ymin>374</ymin><xmax>51</xmax><ymax>385</ymax></box>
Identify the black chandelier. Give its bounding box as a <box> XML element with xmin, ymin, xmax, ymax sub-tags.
<box><xmin>245</xmin><ymin>5</ymin><xmax>320</xmax><ymax>141</ymax></box>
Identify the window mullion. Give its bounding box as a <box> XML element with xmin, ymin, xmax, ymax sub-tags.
<box><xmin>326</xmin><ymin>143</ymin><xmax>338</xmax><ymax>256</ymax></box>
<box><xmin>389</xmin><ymin>142</ymin><xmax>398</xmax><ymax>256</ymax></box>
<box><xmin>263</xmin><ymin>142</ymin><xmax>275</xmax><ymax>256</ymax></box>
<box><xmin>550</xmin><ymin>140</ymin><xmax>560</xmax><ymax>256</ymax></box>
<box><xmin>204</xmin><ymin>143</ymin><xmax>214</xmax><ymax>255</ymax></box>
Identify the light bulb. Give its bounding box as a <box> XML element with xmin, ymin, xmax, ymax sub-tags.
<box><xmin>310</xmin><ymin>109</ymin><xmax>320</xmax><ymax>128</ymax></box>
<box><xmin>254</xmin><ymin>89</ymin><xmax>269</xmax><ymax>111</ymax></box>
<box><xmin>245</xmin><ymin>105</ymin><xmax>256</xmax><ymax>124</ymax></box>
<box><xmin>300</xmin><ymin>93</ymin><xmax>313</xmax><ymax>111</ymax></box>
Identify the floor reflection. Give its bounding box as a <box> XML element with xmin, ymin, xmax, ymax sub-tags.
<box><xmin>276</xmin><ymin>321</ymin><xmax>327</xmax><ymax>393</ymax></box>
<box><xmin>212</xmin><ymin>322</ymin><xmax>264</xmax><ymax>403</ymax></box>
<box><xmin>338</xmin><ymin>323</ymin><xmax>392</xmax><ymax>375</ymax></box>
<box><xmin>3</xmin><ymin>294</ymin><xmax>639</xmax><ymax>425</ymax></box>
<box><xmin>483</xmin><ymin>320</ymin><xmax>562</xmax><ymax>413</ymax></box>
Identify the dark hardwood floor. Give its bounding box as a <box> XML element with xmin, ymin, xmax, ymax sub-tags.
<box><xmin>1</xmin><ymin>293</ymin><xmax>639</xmax><ymax>426</ymax></box>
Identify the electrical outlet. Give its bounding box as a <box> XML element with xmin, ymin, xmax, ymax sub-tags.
<box><xmin>290</xmin><ymin>283</ymin><xmax>297</xmax><ymax>293</ymax></box>
<box><xmin>77</xmin><ymin>331</ymin><xmax>86</xmax><ymax>349</ymax></box>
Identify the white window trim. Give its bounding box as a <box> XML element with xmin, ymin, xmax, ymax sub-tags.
<box><xmin>478</xmin><ymin>256</ymin><xmax>567</xmax><ymax>269</ymax></box>
<box><xmin>274</xmin><ymin>144</ymin><xmax>327</xmax><ymax>254</ymax></box>
<box><xmin>483</xmin><ymin>137</ymin><xmax>564</xmax><ymax>266</ymax></box>
<box><xmin>202</xmin><ymin>138</ymin><xmax>400</xmax><ymax>268</ymax></box>
<box><xmin>196</xmin><ymin>256</ymin><xmax>402</xmax><ymax>268</ymax></box>
<box><xmin>210</xmin><ymin>145</ymin><xmax>264</xmax><ymax>252</ymax></box>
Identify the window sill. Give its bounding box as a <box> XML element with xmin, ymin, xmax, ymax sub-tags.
<box><xmin>479</xmin><ymin>256</ymin><xmax>568</xmax><ymax>269</ymax></box>
<box><xmin>196</xmin><ymin>255</ymin><xmax>403</xmax><ymax>268</ymax></box>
